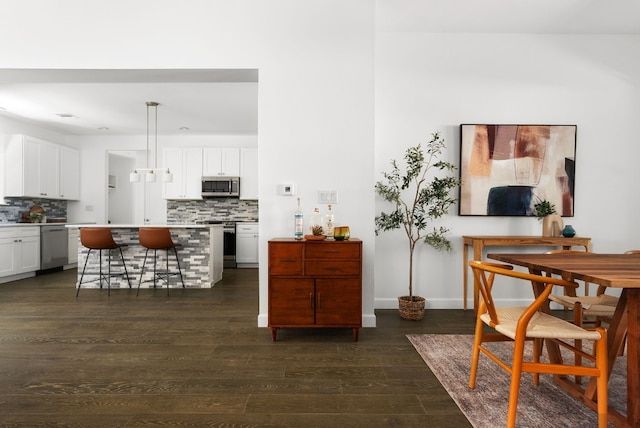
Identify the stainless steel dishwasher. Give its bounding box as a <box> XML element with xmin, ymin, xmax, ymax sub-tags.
<box><xmin>40</xmin><ymin>225</ymin><xmax>69</xmax><ymax>270</ymax></box>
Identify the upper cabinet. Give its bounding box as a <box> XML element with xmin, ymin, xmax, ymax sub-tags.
<box><xmin>4</xmin><ymin>134</ymin><xmax>80</xmax><ymax>200</ymax></box>
<box><xmin>203</xmin><ymin>148</ymin><xmax>240</xmax><ymax>176</ymax></box>
<box><xmin>59</xmin><ymin>145</ymin><xmax>80</xmax><ymax>200</ymax></box>
<box><xmin>162</xmin><ymin>148</ymin><xmax>203</xmax><ymax>200</ymax></box>
<box><xmin>240</xmin><ymin>148</ymin><xmax>258</xmax><ymax>200</ymax></box>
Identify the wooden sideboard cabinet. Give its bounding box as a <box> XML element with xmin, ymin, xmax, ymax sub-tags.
<box><xmin>268</xmin><ymin>238</ymin><xmax>362</xmax><ymax>341</ymax></box>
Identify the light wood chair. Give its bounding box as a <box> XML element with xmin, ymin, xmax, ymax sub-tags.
<box><xmin>468</xmin><ymin>260</ymin><xmax>608</xmax><ymax>428</ymax></box>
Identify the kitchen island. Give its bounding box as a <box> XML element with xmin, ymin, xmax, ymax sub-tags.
<box><xmin>67</xmin><ymin>224</ymin><xmax>223</xmax><ymax>290</ymax></box>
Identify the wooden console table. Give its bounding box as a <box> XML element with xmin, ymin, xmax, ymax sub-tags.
<box><xmin>462</xmin><ymin>235</ymin><xmax>592</xmax><ymax>311</ymax></box>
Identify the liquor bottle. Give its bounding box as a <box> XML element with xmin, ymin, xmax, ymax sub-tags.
<box><xmin>324</xmin><ymin>204</ymin><xmax>335</xmax><ymax>239</ymax></box>
<box><xmin>294</xmin><ymin>197</ymin><xmax>304</xmax><ymax>240</ymax></box>
<box><xmin>310</xmin><ymin>207</ymin><xmax>322</xmax><ymax>234</ymax></box>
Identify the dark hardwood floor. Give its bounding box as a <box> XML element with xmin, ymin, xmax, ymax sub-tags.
<box><xmin>0</xmin><ymin>267</ymin><xmax>477</xmax><ymax>427</ymax></box>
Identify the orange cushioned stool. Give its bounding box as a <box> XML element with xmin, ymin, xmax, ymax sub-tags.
<box><xmin>137</xmin><ymin>228</ymin><xmax>185</xmax><ymax>296</ymax></box>
<box><xmin>76</xmin><ymin>228</ymin><xmax>132</xmax><ymax>297</ymax></box>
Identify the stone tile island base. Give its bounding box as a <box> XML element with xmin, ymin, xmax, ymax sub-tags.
<box><xmin>69</xmin><ymin>225</ymin><xmax>223</xmax><ymax>290</ymax></box>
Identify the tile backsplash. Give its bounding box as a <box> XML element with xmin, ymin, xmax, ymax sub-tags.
<box><xmin>167</xmin><ymin>198</ymin><xmax>258</xmax><ymax>224</ymax></box>
<box><xmin>0</xmin><ymin>197</ymin><xmax>258</xmax><ymax>224</ymax></box>
<box><xmin>0</xmin><ymin>198</ymin><xmax>68</xmax><ymax>223</ymax></box>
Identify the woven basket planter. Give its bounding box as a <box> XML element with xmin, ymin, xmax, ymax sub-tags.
<box><xmin>398</xmin><ymin>295</ymin><xmax>426</xmax><ymax>321</ymax></box>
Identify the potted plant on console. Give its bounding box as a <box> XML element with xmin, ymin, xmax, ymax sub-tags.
<box><xmin>375</xmin><ymin>132</ymin><xmax>460</xmax><ymax>321</ymax></box>
<box><xmin>534</xmin><ymin>198</ymin><xmax>564</xmax><ymax>237</ymax></box>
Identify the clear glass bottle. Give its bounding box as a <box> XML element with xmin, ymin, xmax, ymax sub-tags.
<box><xmin>294</xmin><ymin>197</ymin><xmax>304</xmax><ymax>240</ymax></box>
<box><xmin>309</xmin><ymin>207</ymin><xmax>323</xmax><ymax>235</ymax></box>
<box><xmin>324</xmin><ymin>204</ymin><xmax>335</xmax><ymax>239</ymax></box>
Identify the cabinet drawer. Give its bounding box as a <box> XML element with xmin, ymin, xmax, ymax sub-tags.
<box><xmin>305</xmin><ymin>242</ymin><xmax>360</xmax><ymax>259</ymax></box>
<box><xmin>305</xmin><ymin>260</ymin><xmax>361</xmax><ymax>276</ymax></box>
<box><xmin>269</xmin><ymin>242</ymin><xmax>303</xmax><ymax>275</ymax></box>
<box><xmin>237</xmin><ymin>223</ymin><xmax>258</xmax><ymax>234</ymax></box>
<box><xmin>0</xmin><ymin>227</ymin><xmax>40</xmax><ymax>239</ymax></box>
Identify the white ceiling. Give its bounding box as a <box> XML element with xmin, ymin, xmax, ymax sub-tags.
<box><xmin>0</xmin><ymin>69</ymin><xmax>259</xmax><ymax>136</ymax></box>
<box><xmin>376</xmin><ymin>0</ymin><xmax>640</xmax><ymax>34</ymax></box>
<box><xmin>0</xmin><ymin>1</ymin><xmax>637</xmax><ymax>136</ymax></box>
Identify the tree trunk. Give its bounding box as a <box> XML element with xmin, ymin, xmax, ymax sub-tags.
<box><xmin>408</xmin><ymin>240</ymin><xmax>415</xmax><ymax>298</ymax></box>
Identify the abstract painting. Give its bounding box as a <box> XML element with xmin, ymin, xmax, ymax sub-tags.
<box><xmin>458</xmin><ymin>124</ymin><xmax>576</xmax><ymax>216</ymax></box>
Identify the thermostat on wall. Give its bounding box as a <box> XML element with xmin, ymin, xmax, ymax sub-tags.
<box><xmin>279</xmin><ymin>183</ymin><xmax>296</xmax><ymax>196</ymax></box>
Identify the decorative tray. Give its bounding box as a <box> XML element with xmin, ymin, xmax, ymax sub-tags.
<box><xmin>304</xmin><ymin>235</ymin><xmax>327</xmax><ymax>241</ymax></box>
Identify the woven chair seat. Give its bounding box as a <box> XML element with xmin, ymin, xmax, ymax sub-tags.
<box><xmin>549</xmin><ymin>293</ymin><xmax>619</xmax><ymax>309</ymax></box>
<box><xmin>481</xmin><ymin>307</ymin><xmax>603</xmax><ymax>341</ymax></box>
<box><xmin>584</xmin><ymin>304</ymin><xmax>618</xmax><ymax>317</ymax></box>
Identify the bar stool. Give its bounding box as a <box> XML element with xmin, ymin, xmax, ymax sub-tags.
<box><xmin>137</xmin><ymin>228</ymin><xmax>185</xmax><ymax>296</ymax></box>
<box><xmin>76</xmin><ymin>228</ymin><xmax>131</xmax><ymax>297</ymax></box>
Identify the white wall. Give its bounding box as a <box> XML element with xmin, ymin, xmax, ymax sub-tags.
<box><xmin>0</xmin><ymin>1</ymin><xmax>376</xmax><ymax>327</ymax></box>
<box><xmin>3</xmin><ymin>1</ymin><xmax>637</xmax><ymax>322</ymax></box>
<box><xmin>376</xmin><ymin>32</ymin><xmax>640</xmax><ymax>308</ymax></box>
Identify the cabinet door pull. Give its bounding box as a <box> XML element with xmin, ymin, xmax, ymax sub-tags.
<box><xmin>309</xmin><ymin>292</ymin><xmax>314</xmax><ymax>308</ymax></box>
<box><xmin>316</xmin><ymin>293</ymin><xmax>321</xmax><ymax>309</ymax></box>
<box><xmin>279</xmin><ymin>258</ymin><xmax>297</xmax><ymax>263</ymax></box>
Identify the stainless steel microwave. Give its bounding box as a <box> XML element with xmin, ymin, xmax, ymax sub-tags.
<box><xmin>202</xmin><ymin>176</ymin><xmax>240</xmax><ymax>198</ymax></box>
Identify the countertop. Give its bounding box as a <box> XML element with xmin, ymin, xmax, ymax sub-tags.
<box><xmin>65</xmin><ymin>224</ymin><xmax>220</xmax><ymax>228</ymax></box>
<box><xmin>0</xmin><ymin>222</ymin><xmax>81</xmax><ymax>227</ymax></box>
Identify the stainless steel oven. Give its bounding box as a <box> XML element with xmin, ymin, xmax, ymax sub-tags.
<box><xmin>206</xmin><ymin>221</ymin><xmax>236</xmax><ymax>268</ymax></box>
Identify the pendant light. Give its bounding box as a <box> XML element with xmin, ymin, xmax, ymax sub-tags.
<box><xmin>129</xmin><ymin>101</ymin><xmax>173</xmax><ymax>183</ymax></box>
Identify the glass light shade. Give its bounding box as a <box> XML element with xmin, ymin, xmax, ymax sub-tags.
<box><xmin>129</xmin><ymin>172</ymin><xmax>140</xmax><ymax>182</ymax></box>
<box><xmin>163</xmin><ymin>171</ymin><xmax>173</xmax><ymax>183</ymax></box>
<box><xmin>145</xmin><ymin>171</ymin><xmax>156</xmax><ymax>182</ymax></box>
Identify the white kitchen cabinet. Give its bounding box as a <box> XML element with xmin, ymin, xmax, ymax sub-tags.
<box><xmin>5</xmin><ymin>135</ymin><xmax>59</xmax><ymax>198</ymax></box>
<box><xmin>0</xmin><ymin>236</ymin><xmax>16</xmax><ymax>277</ymax></box>
<box><xmin>236</xmin><ymin>222</ymin><xmax>259</xmax><ymax>267</ymax></box>
<box><xmin>203</xmin><ymin>148</ymin><xmax>240</xmax><ymax>176</ymax></box>
<box><xmin>59</xmin><ymin>146</ymin><xmax>81</xmax><ymax>200</ymax></box>
<box><xmin>67</xmin><ymin>227</ymin><xmax>79</xmax><ymax>265</ymax></box>
<box><xmin>4</xmin><ymin>135</ymin><xmax>79</xmax><ymax>200</ymax></box>
<box><xmin>240</xmin><ymin>148</ymin><xmax>258</xmax><ymax>200</ymax></box>
<box><xmin>162</xmin><ymin>148</ymin><xmax>203</xmax><ymax>200</ymax></box>
<box><xmin>0</xmin><ymin>227</ymin><xmax>40</xmax><ymax>281</ymax></box>
<box><xmin>40</xmin><ymin>142</ymin><xmax>60</xmax><ymax>198</ymax></box>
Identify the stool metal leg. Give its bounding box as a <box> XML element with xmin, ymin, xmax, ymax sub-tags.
<box><xmin>107</xmin><ymin>248</ymin><xmax>111</xmax><ymax>296</ymax></box>
<box><xmin>137</xmin><ymin>248</ymin><xmax>150</xmax><ymax>296</ymax></box>
<box><xmin>98</xmin><ymin>249</ymin><xmax>104</xmax><ymax>289</ymax></box>
<box><xmin>152</xmin><ymin>249</ymin><xmax>158</xmax><ymax>288</ymax></box>
<box><xmin>166</xmin><ymin>249</ymin><xmax>170</xmax><ymax>296</ymax></box>
<box><xmin>118</xmin><ymin>247</ymin><xmax>131</xmax><ymax>288</ymax></box>
<box><xmin>76</xmin><ymin>248</ymin><xmax>94</xmax><ymax>297</ymax></box>
<box><xmin>172</xmin><ymin>246</ymin><xmax>185</xmax><ymax>288</ymax></box>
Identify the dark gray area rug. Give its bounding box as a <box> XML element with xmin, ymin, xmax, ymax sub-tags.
<box><xmin>408</xmin><ymin>334</ymin><xmax>625</xmax><ymax>428</ymax></box>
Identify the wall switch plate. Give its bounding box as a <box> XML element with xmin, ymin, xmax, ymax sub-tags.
<box><xmin>317</xmin><ymin>190</ymin><xmax>337</xmax><ymax>204</ymax></box>
<box><xmin>279</xmin><ymin>183</ymin><xmax>295</xmax><ymax>196</ymax></box>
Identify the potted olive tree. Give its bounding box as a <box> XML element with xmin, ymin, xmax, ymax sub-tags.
<box><xmin>375</xmin><ymin>132</ymin><xmax>460</xmax><ymax>320</ymax></box>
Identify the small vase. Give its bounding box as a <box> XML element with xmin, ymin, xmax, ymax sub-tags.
<box><xmin>542</xmin><ymin>214</ymin><xmax>563</xmax><ymax>237</ymax></box>
<box><xmin>334</xmin><ymin>226</ymin><xmax>350</xmax><ymax>241</ymax></box>
<box><xmin>562</xmin><ymin>224</ymin><xmax>576</xmax><ymax>238</ymax></box>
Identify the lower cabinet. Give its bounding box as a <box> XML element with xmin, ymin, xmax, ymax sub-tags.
<box><xmin>236</xmin><ymin>222</ymin><xmax>259</xmax><ymax>266</ymax></box>
<box><xmin>0</xmin><ymin>227</ymin><xmax>40</xmax><ymax>281</ymax></box>
<box><xmin>268</xmin><ymin>238</ymin><xmax>362</xmax><ymax>341</ymax></box>
<box><xmin>67</xmin><ymin>227</ymin><xmax>79</xmax><ymax>265</ymax></box>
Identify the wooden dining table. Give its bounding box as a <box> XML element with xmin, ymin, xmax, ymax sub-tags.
<box><xmin>488</xmin><ymin>252</ymin><xmax>640</xmax><ymax>428</ymax></box>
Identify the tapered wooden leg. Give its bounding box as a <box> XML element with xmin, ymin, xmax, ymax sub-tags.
<box><xmin>270</xmin><ymin>327</ymin><xmax>277</xmax><ymax>341</ymax></box>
